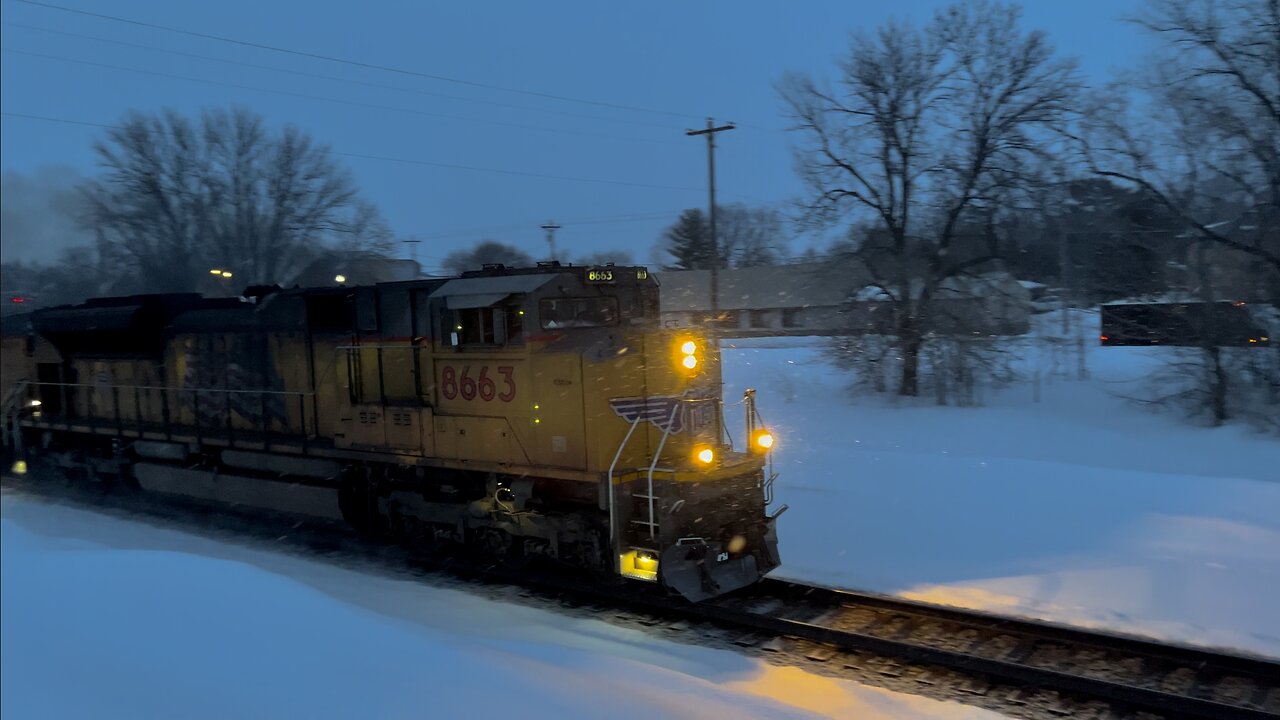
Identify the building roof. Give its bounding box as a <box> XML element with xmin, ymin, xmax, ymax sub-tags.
<box><xmin>654</xmin><ymin>261</ymin><xmax>867</xmax><ymax>311</ymax></box>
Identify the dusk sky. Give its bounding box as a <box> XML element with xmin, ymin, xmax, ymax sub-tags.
<box><xmin>1</xmin><ymin>0</ymin><xmax>1153</xmax><ymax>270</ymax></box>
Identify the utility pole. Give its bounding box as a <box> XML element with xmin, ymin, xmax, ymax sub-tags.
<box><xmin>686</xmin><ymin>118</ymin><xmax>735</xmax><ymax>327</ymax></box>
<box><xmin>687</xmin><ymin>118</ymin><xmax>734</xmax><ymax>448</ymax></box>
<box><xmin>540</xmin><ymin>221</ymin><xmax>562</xmax><ymax>262</ymax></box>
<box><xmin>401</xmin><ymin>238</ymin><xmax>422</xmax><ymax>269</ymax></box>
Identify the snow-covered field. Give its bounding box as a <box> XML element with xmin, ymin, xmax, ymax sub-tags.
<box><xmin>0</xmin><ymin>495</ymin><xmax>999</xmax><ymax>720</ymax></box>
<box><xmin>4</xmin><ymin>314</ymin><xmax>1277</xmax><ymax>720</ymax></box>
<box><xmin>723</xmin><ymin>321</ymin><xmax>1279</xmax><ymax>658</ymax></box>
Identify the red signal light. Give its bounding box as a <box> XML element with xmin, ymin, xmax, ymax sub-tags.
<box><xmin>10</xmin><ymin>297</ymin><xmax>25</xmax><ymax>304</ymax></box>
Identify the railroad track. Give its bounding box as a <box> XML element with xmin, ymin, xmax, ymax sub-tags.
<box><xmin>5</xmin><ymin>474</ymin><xmax>1278</xmax><ymax>719</ymax></box>
<box><xmin>701</xmin><ymin>581</ymin><xmax>1280</xmax><ymax>719</ymax></box>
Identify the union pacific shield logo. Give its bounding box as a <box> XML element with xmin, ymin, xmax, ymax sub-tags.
<box><xmin>608</xmin><ymin>395</ymin><xmax>686</xmax><ymax>433</ymax></box>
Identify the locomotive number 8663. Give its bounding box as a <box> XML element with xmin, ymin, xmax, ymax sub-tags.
<box><xmin>1</xmin><ymin>262</ymin><xmax>784</xmax><ymax>601</ymax></box>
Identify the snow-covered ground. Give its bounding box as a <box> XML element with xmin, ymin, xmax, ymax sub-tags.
<box><xmin>0</xmin><ymin>495</ymin><xmax>1000</xmax><ymax>720</ymax></box>
<box><xmin>722</xmin><ymin>319</ymin><xmax>1279</xmax><ymax>658</ymax></box>
<box><xmin>4</xmin><ymin>314</ymin><xmax>1277</xmax><ymax>720</ymax></box>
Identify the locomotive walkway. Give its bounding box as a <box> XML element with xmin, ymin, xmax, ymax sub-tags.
<box><xmin>4</xmin><ymin>472</ymin><xmax>1277</xmax><ymax>720</ymax></box>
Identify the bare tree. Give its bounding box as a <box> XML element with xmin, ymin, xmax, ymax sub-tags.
<box><xmin>83</xmin><ymin>107</ymin><xmax>383</xmax><ymax>293</ymax></box>
<box><xmin>1079</xmin><ymin>0</ymin><xmax>1280</xmax><ymax>283</ymax></box>
<box><xmin>781</xmin><ymin>0</ymin><xmax>1079</xmax><ymax>396</ymax></box>
<box><xmin>718</xmin><ymin>204</ymin><xmax>788</xmax><ymax>267</ymax></box>
<box><xmin>1078</xmin><ymin>0</ymin><xmax>1280</xmax><ymax>426</ymax></box>
<box><xmin>442</xmin><ymin>241</ymin><xmax>533</xmax><ymax>275</ymax></box>
<box><xmin>573</xmin><ymin>250</ymin><xmax>635</xmax><ymax>266</ymax></box>
<box><xmin>657</xmin><ymin>204</ymin><xmax>787</xmax><ymax>270</ymax></box>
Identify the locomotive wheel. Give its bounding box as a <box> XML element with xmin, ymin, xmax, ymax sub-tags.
<box><xmin>338</xmin><ymin>480</ymin><xmax>386</xmax><ymax>536</ymax></box>
<box><xmin>473</xmin><ymin>527</ymin><xmax>512</xmax><ymax>559</ymax></box>
<box><xmin>385</xmin><ymin>501</ymin><xmax>435</xmax><ymax>549</ymax></box>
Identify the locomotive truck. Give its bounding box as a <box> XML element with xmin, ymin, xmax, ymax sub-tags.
<box><xmin>1</xmin><ymin>263</ymin><xmax>784</xmax><ymax>601</ymax></box>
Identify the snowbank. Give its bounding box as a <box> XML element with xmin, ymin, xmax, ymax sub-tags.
<box><xmin>0</xmin><ymin>496</ymin><xmax>998</xmax><ymax>720</ymax></box>
<box><xmin>721</xmin><ymin>329</ymin><xmax>1280</xmax><ymax>657</ymax></box>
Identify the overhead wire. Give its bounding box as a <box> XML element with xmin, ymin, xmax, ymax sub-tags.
<box><xmin>0</xmin><ymin>110</ymin><xmax>708</xmax><ymax>192</ymax></box>
<box><xmin>0</xmin><ymin>47</ymin><xmax>680</xmax><ymax>147</ymax></box>
<box><xmin>3</xmin><ymin>112</ymin><xmax>812</xmax><ymax>262</ymax></box>
<box><xmin>0</xmin><ymin>20</ymin><xmax>685</xmax><ymax>133</ymax></box>
<box><xmin>13</xmin><ymin>0</ymin><xmax>703</xmax><ymax>120</ymax></box>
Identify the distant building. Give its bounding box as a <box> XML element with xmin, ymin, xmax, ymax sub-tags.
<box><xmin>654</xmin><ymin>261</ymin><xmax>1032</xmax><ymax>337</ymax></box>
<box><xmin>654</xmin><ymin>262</ymin><xmax>865</xmax><ymax>336</ymax></box>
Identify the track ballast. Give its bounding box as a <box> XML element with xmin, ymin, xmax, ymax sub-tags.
<box><xmin>4</xmin><ymin>473</ymin><xmax>1277</xmax><ymax>720</ymax></box>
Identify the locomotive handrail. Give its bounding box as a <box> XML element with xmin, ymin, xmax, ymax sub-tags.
<box><xmin>22</xmin><ymin>380</ymin><xmax>315</xmax><ymax>396</ymax></box>
<box><xmin>606</xmin><ymin>416</ymin><xmax>643</xmax><ymax>572</ymax></box>
<box><xmin>643</xmin><ymin>402</ymin><xmax>684</xmax><ymax>541</ymax></box>
<box><xmin>20</xmin><ymin>379</ymin><xmax>318</xmax><ymax>453</ymax></box>
<box><xmin>2</xmin><ymin>379</ymin><xmax>30</xmax><ymax>451</ymax></box>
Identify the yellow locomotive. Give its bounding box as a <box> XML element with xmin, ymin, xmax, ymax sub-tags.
<box><xmin>1</xmin><ymin>263</ymin><xmax>783</xmax><ymax>600</ymax></box>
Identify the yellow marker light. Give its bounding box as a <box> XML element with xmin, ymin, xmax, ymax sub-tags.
<box><xmin>635</xmin><ymin>551</ymin><xmax>659</xmax><ymax>572</ymax></box>
<box><xmin>681</xmin><ymin>354</ymin><xmax>698</xmax><ymax>369</ymax></box>
<box><xmin>695</xmin><ymin>447</ymin><xmax>714</xmax><ymax>464</ymax></box>
<box><xmin>11</xmin><ymin>460</ymin><xmax>28</xmax><ymax>475</ymax></box>
<box><xmin>681</xmin><ymin>341</ymin><xmax>697</xmax><ymax>355</ymax></box>
<box><xmin>619</xmin><ymin>550</ymin><xmax>659</xmax><ymax>581</ymax></box>
<box><xmin>209</xmin><ymin>268</ymin><xmax>223</xmax><ymax>275</ymax></box>
<box><xmin>221</xmin><ymin>271</ymin><xmax>233</xmax><ymax>278</ymax></box>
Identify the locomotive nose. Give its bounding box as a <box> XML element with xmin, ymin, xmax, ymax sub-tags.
<box><xmin>658</xmin><ymin>514</ymin><xmax>782</xmax><ymax>602</ymax></box>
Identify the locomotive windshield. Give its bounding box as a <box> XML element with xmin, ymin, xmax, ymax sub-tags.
<box><xmin>540</xmin><ymin>297</ymin><xmax>618</xmax><ymax>329</ymax></box>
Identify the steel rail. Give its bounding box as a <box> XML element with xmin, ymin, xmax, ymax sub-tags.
<box><xmin>690</xmin><ymin>596</ymin><xmax>1277</xmax><ymax>720</ymax></box>
<box><xmin>4</xmin><ymin>473</ymin><xmax>1276</xmax><ymax>719</ymax></box>
<box><xmin>758</xmin><ymin>579</ymin><xmax>1279</xmax><ymax>680</ymax></box>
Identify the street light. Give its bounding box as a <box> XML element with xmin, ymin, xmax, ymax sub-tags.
<box><xmin>334</xmin><ymin>274</ymin><xmax>347</xmax><ymax>284</ymax></box>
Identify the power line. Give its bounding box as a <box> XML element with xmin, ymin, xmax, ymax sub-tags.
<box><xmin>330</xmin><ymin>149</ymin><xmax>703</xmax><ymax>191</ymax></box>
<box><xmin>0</xmin><ymin>20</ymin><xmax>683</xmax><ymax>133</ymax></box>
<box><xmin>1</xmin><ymin>47</ymin><xmax>677</xmax><ymax>147</ymax></box>
<box><xmin>0</xmin><ymin>111</ymin><xmax>114</xmax><ymax>130</ymax></box>
<box><xmin>14</xmin><ymin>0</ymin><xmax>702</xmax><ymax>120</ymax></box>
<box><xmin>0</xmin><ymin>110</ymin><xmax>707</xmax><ymax>192</ymax></box>
<box><xmin>413</xmin><ymin>212</ymin><xmax>683</xmax><ymax>242</ymax></box>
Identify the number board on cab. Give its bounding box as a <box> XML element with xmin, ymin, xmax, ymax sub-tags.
<box><xmin>586</xmin><ymin>267</ymin><xmax>649</xmax><ymax>283</ymax></box>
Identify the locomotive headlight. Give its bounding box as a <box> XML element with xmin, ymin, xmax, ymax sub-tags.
<box><xmin>27</xmin><ymin>399</ymin><xmax>41</xmax><ymax>407</ymax></box>
<box><xmin>695</xmin><ymin>446</ymin><xmax>715</xmax><ymax>464</ymax></box>
<box><xmin>751</xmin><ymin>429</ymin><xmax>775</xmax><ymax>452</ymax></box>
<box><xmin>678</xmin><ymin>338</ymin><xmax>699</xmax><ymax>371</ymax></box>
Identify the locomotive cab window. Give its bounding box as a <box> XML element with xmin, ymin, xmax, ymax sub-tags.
<box><xmin>443</xmin><ymin>302</ymin><xmax>526</xmax><ymax>347</ymax></box>
<box><xmin>540</xmin><ymin>297</ymin><xmax>618</xmax><ymax>329</ymax></box>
